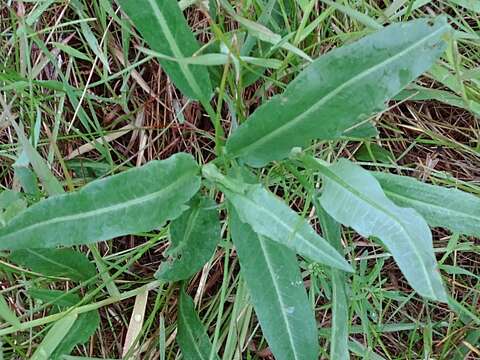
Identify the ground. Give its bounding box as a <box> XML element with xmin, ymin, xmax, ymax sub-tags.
<box><xmin>0</xmin><ymin>1</ymin><xmax>479</xmax><ymax>359</ymax></box>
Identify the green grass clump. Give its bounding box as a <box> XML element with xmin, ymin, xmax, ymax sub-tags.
<box><xmin>1</xmin><ymin>1</ymin><xmax>479</xmax><ymax>359</ymax></box>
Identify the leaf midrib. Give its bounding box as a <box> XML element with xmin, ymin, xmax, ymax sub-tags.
<box><xmin>232</xmin><ymin>23</ymin><xmax>448</xmax><ymax>157</ymax></box>
<box><xmin>384</xmin><ymin>189</ymin><xmax>480</xmax><ymax>224</ymax></box>
<box><xmin>171</xmin><ymin>205</ymin><xmax>201</xmax><ymax>254</ymax></box>
<box><xmin>179</xmin><ymin>297</ymin><xmax>210</xmax><ymax>360</ymax></box>
<box><xmin>258</xmin><ymin>236</ymin><xmax>301</xmax><ymax>360</ymax></box>
<box><xmin>25</xmin><ymin>249</ymin><xmax>85</xmax><ymax>280</ymax></box>
<box><xmin>146</xmin><ymin>0</ymin><xmax>204</xmax><ymax>99</ymax></box>
<box><xmin>228</xmin><ymin>187</ymin><xmax>347</xmax><ymax>270</ymax></box>
<box><xmin>0</xmin><ymin>172</ymin><xmax>193</xmax><ymax>242</ymax></box>
<box><xmin>320</xmin><ymin>165</ymin><xmax>436</xmax><ymax>296</ymax></box>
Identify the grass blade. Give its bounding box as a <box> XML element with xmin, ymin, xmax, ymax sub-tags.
<box><xmin>0</xmin><ymin>294</ymin><xmax>20</xmax><ymax>329</ymax></box>
<box><xmin>30</xmin><ymin>313</ymin><xmax>78</xmax><ymax>360</ymax></box>
<box><xmin>348</xmin><ymin>339</ymin><xmax>386</xmax><ymax>360</ymax></box>
<box><xmin>315</xmin><ymin>202</ymin><xmax>349</xmax><ymax>360</ymax></box>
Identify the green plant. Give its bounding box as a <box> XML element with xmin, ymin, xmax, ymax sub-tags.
<box><xmin>1</xmin><ymin>1</ymin><xmax>479</xmax><ymax>359</ymax></box>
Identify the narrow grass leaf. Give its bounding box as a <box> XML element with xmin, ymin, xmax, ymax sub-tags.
<box><xmin>230</xmin><ymin>13</ymin><xmax>312</xmax><ymax>62</ymax></box>
<box><xmin>119</xmin><ymin>0</ymin><xmax>212</xmax><ymax>100</ymax></box>
<box><xmin>30</xmin><ymin>313</ymin><xmax>78</xmax><ymax>360</ymax></box>
<box><xmin>156</xmin><ymin>196</ymin><xmax>220</xmax><ymax>282</ymax></box>
<box><xmin>61</xmin><ymin>357</ymin><xmax>118</xmax><ymax>360</ymax></box>
<box><xmin>452</xmin><ymin>327</ymin><xmax>480</xmax><ymax>360</ymax></box>
<box><xmin>25</xmin><ymin>0</ymin><xmax>56</xmax><ymax>26</ymax></box>
<box><xmin>348</xmin><ymin>339</ymin><xmax>386</xmax><ymax>360</ymax></box>
<box><xmin>396</xmin><ymin>86</ymin><xmax>480</xmax><ymax>116</ymax></box>
<box><xmin>0</xmin><ymin>153</ymin><xmax>200</xmax><ymax>249</ymax></box>
<box><xmin>317</xmin><ymin>159</ymin><xmax>447</xmax><ymax>302</ymax></box>
<box><xmin>230</xmin><ymin>207</ymin><xmax>319</xmax><ymax>360</ymax></box>
<box><xmin>52</xmin><ymin>42</ymin><xmax>91</xmax><ymax>61</ymax></box>
<box><xmin>374</xmin><ymin>172</ymin><xmax>480</xmax><ymax>236</ymax></box>
<box><xmin>70</xmin><ymin>0</ymin><xmax>110</xmax><ymax>72</ymax></box>
<box><xmin>226</xmin><ymin>17</ymin><xmax>450</xmax><ymax>167</ymax></box>
<box><xmin>315</xmin><ymin>202</ymin><xmax>349</xmax><ymax>360</ymax></box>
<box><xmin>320</xmin><ymin>0</ymin><xmax>382</xmax><ymax>29</ymax></box>
<box><xmin>50</xmin><ymin>311</ymin><xmax>100</xmax><ymax>360</ymax></box>
<box><xmin>177</xmin><ymin>289</ymin><xmax>220</xmax><ymax>360</ymax></box>
<box><xmin>138</xmin><ymin>48</ymin><xmax>282</xmax><ymax>69</ymax></box>
<box><xmin>0</xmin><ymin>294</ymin><xmax>20</xmax><ymax>329</ymax></box>
<box><xmin>10</xmin><ymin>248</ymin><xmax>96</xmax><ymax>281</ymax></box>
<box><xmin>10</xmin><ymin>119</ymin><xmax>63</xmax><ymax>195</ymax></box>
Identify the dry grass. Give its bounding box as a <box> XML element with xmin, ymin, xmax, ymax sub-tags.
<box><xmin>1</xmin><ymin>0</ymin><xmax>479</xmax><ymax>359</ymax></box>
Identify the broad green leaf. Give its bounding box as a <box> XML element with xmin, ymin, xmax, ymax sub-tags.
<box><xmin>0</xmin><ymin>153</ymin><xmax>200</xmax><ymax>249</ymax></box>
<box><xmin>452</xmin><ymin>327</ymin><xmax>480</xmax><ymax>360</ymax></box>
<box><xmin>25</xmin><ymin>0</ymin><xmax>56</xmax><ymax>26</ymax></box>
<box><xmin>449</xmin><ymin>0</ymin><xmax>480</xmax><ymax>13</ymax></box>
<box><xmin>70</xmin><ymin>0</ymin><xmax>110</xmax><ymax>72</ymax></box>
<box><xmin>355</xmin><ymin>143</ymin><xmax>394</xmax><ymax>164</ymax></box>
<box><xmin>13</xmin><ymin>166</ymin><xmax>40</xmax><ymax>197</ymax></box>
<box><xmin>315</xmin><ymin>202</ymin><xmax>349</xmax><ymax>360</ymax></box>
<box><xmin>31</xmin><ymin>313</ymin><xmax>78</xmax><ymax>360</ymax></box>
<box><xmin>28</xmin><ymin>288</ymin><xmax>81</xmax><ymax>307</ymax></box>
<box><xmin>52</xmin><ymin>42</ymin><xmax>91</xmax><ymax>61</ymax></box>
<box><xmin>156</xmin><ymin>196</ymin><xmax>220</xmax><ymax>282</ymax></box>
<box><xmin>0</xmin><ymin>294</ymin><xmax>20</xmax><ymax>328</ymax></box>
<box><xmin>10</xmin><ymin>249</ymin><xmax>96</xmax><ymax>282</ymax></box>
<box><xmin>177</xmin><ymin>289</ymin><xmax>220</xmax><ymax>360</ymax></box>
<box><xmin>373</xmin><ymin>172</ymin><xmax>480</xmax><ymax>236</ymax></box>
<box><xmin>396</xmin><ymin>86</ymin><xmax>480</xmax><ymax>116</ymax></box>
<box><xmin>225</xmin><ymin>17</ymin><xmax>450</xmax><ymax>167</ymax></box>
<box><xmin>225</xmin><ymin>184</ymin><xmax>351</xmax><ymax>272</ymax></box>
<box><xmin>202</xmin><ymin>164</ymin><xmax>352</xmax><ymax>272</ymax></box>
<box><xmin>0</xmin><ymin>190</ymin><xmax>26</xmax><ymax>227</ymax></box>
<box><xmin>320</xmin><ymin>0</ymin><xmax>382</xmax><ymax>30</ymax></box>
<box><xmin>119</xmin><ymin>0</ymin><xmax>212</xmax><ymax>100</ymax></box>
<box><xmin>230</xmin><ymin>207</ymin><xmax>319</xmax><ymax>360</ymax></box>
<box><xmin>317</xmin><ymin>158</ymin><xmax>447</xmax><ymax>302</ymax></box>
<box><xmin>51</xmin><ymin>311</ymin><xmax>100</xmax><ymax>360</ymax></box>
<box><xmin>61</xmin><ymin>357</ymin><xmax>118</xmax><ymax>360</ymax></box>
<box><xmin>348</xmin><ymin>339</ymin><xmax>386</xmax><ymax>360</ymax></box>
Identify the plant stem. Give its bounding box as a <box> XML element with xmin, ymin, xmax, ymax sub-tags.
<box><xmin>0</xmin><ymin>281</ymin><xmax>163</xmax><ymax>337</ymax></box>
